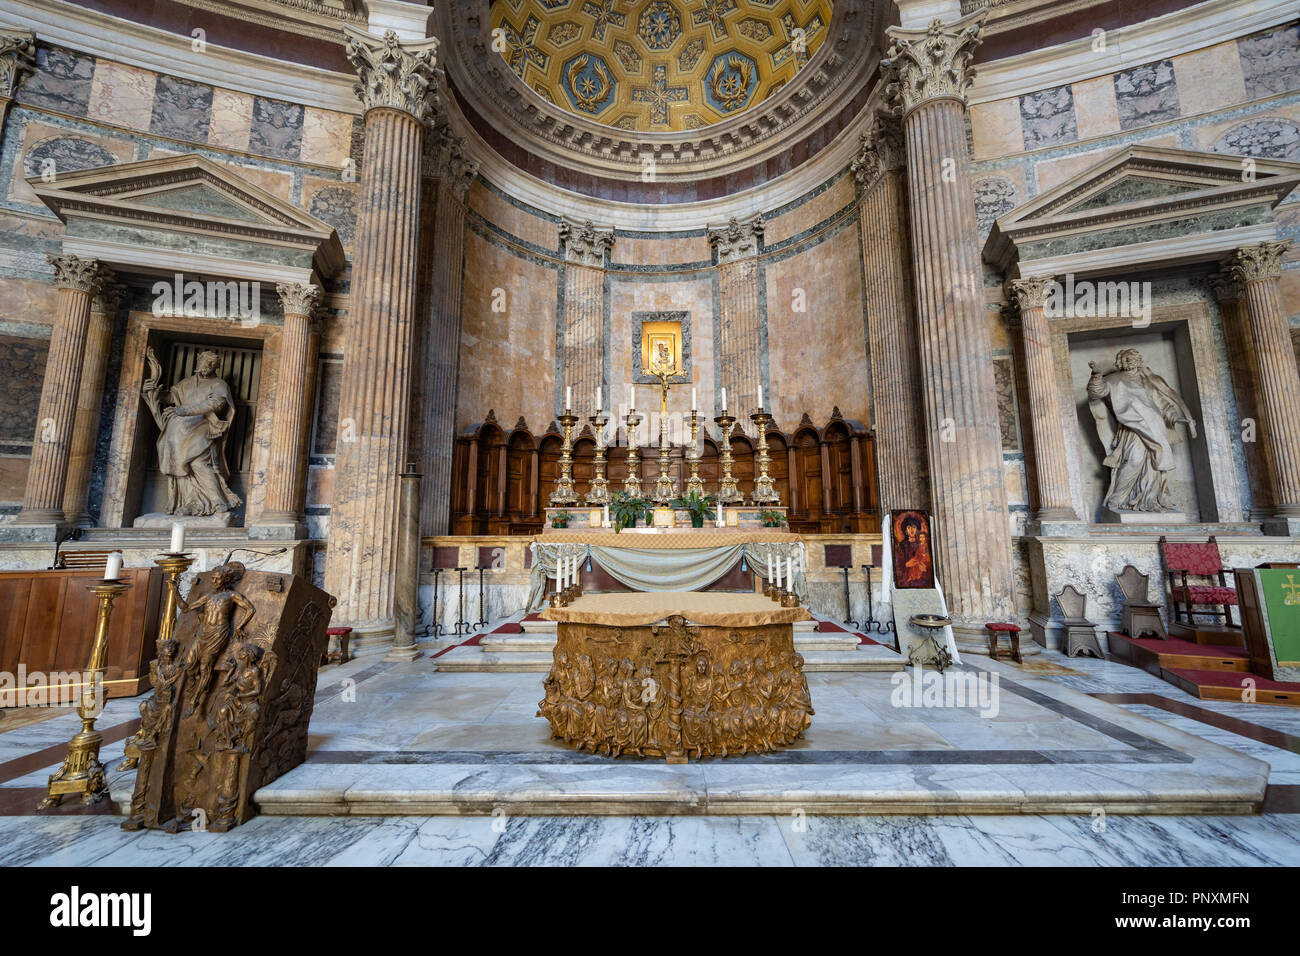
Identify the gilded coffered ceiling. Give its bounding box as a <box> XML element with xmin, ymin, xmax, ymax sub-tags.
<box><xmin>489</xmin><ymin>0</ymin><xmax>835</xmax><ymax>132</ymax></box>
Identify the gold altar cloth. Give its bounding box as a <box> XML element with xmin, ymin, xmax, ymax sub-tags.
<box><xmin>542</xmin><ymin>591</ymin><xmax>811</xmax><ymax>627</ymax></box>
<box><xmin>537</xmin><ymin>529</ymin><xmax>798</xmax><ymax>548</ymax></box>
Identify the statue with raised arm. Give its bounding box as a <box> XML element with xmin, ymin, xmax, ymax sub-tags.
<box><xmin>1086</xmin><ymin>348</ymin><xmax>1197</xmax><ymax>514</ymax></box>
<box><xmin>142</xmin><ymin>347</ymin><xmax>242</xmax><ymax>517</ymax></box>
<box><xmin>172</xmin><ymin>561</ymin><xmax>255</xmax><ymax>718</ymax></box>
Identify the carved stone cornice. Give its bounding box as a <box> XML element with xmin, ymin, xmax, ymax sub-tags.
<box><xmin>1207</xmin><ymin>270</ymin><xmax>1242</xmax><ymax>303</ymax></box>
<box><xmin>708</xmin><ymin>215</ymin><xmax>764</xmax><ymax>264</ymax></box>
<box><xmin>1007</xmin><ymin>275</ymin><xmax>1055</xmax><ymax>311</ymax></box>
<box><xmin>0</xmin><ymin>30</ymin><xmax>36</xmax><ymax>101</ymax></box>
<box><xmin>344</xmin><ymin>26</ymin><xmax>440</xmax><ymax>124</ymax></box>
<box><xmin>559</xmin><ymin>219</ymin><xmax>614</xmax><ymax>267</ymax></box>
<box><xmin>850</xmin><ymin>112</ymin><xmax>906</xmax><ymax>190</ymax></box>
<box><xmin>1226</xmin><ymin>240</ymin><xmax>1291</xmax><ymax>285</ymax></box>
<box><xmin>882</xmin><ymin>13</ymin><xmax>986</xmax><ymax>115</ymax></box>
<box><xmin>90</xmin><ymin>277</ymin><xmax>126</xmax><ymax>316</ymax></box>
<box><xmin>46</xmin><ymin>254</ymin><xmax>103</xmax><ymax>295</ymax></box>
<box><xmin>425</xmin><ymin>125</ymin><xmax>480</xmax><ymax>200</ymax></box>
<box><xmin>276</xmin><ymin>281</ymin><xmax>322</xmax><ymax>318</ymax></box>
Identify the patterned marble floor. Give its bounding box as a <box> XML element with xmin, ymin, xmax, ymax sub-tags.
<box><xmin>3</xmin><ymin>623</ymin><xmax>1300</xmax><ymax>865</ymax></box>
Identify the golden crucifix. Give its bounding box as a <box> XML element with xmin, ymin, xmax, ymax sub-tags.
<box><xmin>643</xmin><ymin>354</ymin><xmax>679</xmax><ymax>503</ymax></box>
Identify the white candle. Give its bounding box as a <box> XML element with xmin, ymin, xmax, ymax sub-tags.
<box><xmin>628</xmin><ymin>385</ymin><xmax>634</xmax><ymax>410</ymax></box>
<box><xmin>767</xmin><ymin>554</ymin><xmax>773</xmax><ymax>582</ymax></box>
<box><xmin>691</xmin><ymin>387</ymin><xmax>697</xmax><ymax>410</ymax></box>
<box><xmin>561</xmin><ymin>556</ymin><xmax>567</xmax><ymax>590</ymax></box>
<box><xmin>565</xmin><ymin>386</ymin><xmax>572</xmax><ymax>411</ymax></box>
<box><xmin>104</xmin><ymin>552</ymin><xmax>122</xmax><ymax>581</ymax></box>
<box><xmin>786</xmin><ymin>556</ymin><xmax>794</xmax><ymax>591</ymax></box>
<box><xmin>757</xmin><ymin>385</ymin><xmax>764</xmax><ymax>410</ymax></box>
<box><xmin>169</xmin><ymin>521</ymin><xmax>185</xmax><ymax>554</ymax></box>
<box><xmin>603</xmin><ymin>504</ymin><xmax>609</xmax><ymax>527</ymax></box>
<box><xmin>721</xmin><ymin>387</ymin><xmax>727</xmax><ymax>411</ymax></box>
<box><xmin>775</xmin><ymin>556</ymin><xmax>782</xmax><ymax>588</ymax></box>
<box><xmin>596</xmin><ymin>386</ymin><xmax>602</xmax><ymax>412</ymax></box>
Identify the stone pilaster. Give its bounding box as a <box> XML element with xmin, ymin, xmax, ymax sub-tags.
<box><xmin>853</xmin><ymin>112</ymin><xmax>929</xmax><ymax>514</ymax></box>
<box><xmin>15</xmin><ymin>254</ymin><xmax>103</xmax><ymax>529</ymax></box>
<box><xmin>558</xmin><ymin>218</ymin><xmax>613</xmax><ymax>417</ymax></box>
<box><xmin>708</xmin><ymin>215</ymin><xmax>764</xmax><ymax>416</ymax></box>
<box><xmin>1007</xmin><ymin>276</ymin><xmax>1079</xmax><ymax>525</ymax></box>
<box><xmin>62</xmin><ymin>276</ymin><xmax>123</xmax><ymax>526</ymax></box>
<box><xmin>884</xmin><ymin>12</ymin><xmax>1017</xmax><ymax>628</ymax></box>
<box><xmin>326</xmin><ymin>27</ymin><xmax>438</xmax><ymax>646</ymax></box>
<box><xmin>413</xmin><ymin>124</ymin><xmax>477</xmax><ymax>536</ymax></box>
<box><xmin>1210</xmin><ymin>269</ymin><xmax>1274</xmax><ymax>520</ymax></box>
<box><xmin>255</xmin><ymin>282</ymin><xmax>321</xmax><ymax>535</ymax></box>
<box><xmin>0</xmin><ymin>31</ymin><xmax>35</xmax><ymax>146</ymax></box>
<box><xmin>1226</xmin><ymin>240</ymin><xmax>1300</xmax><ymax>526</ymax></box>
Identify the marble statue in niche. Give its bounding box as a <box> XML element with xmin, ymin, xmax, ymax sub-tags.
<box><xmin>142</xmin><ymin>347</ymin><xmax>242</xmax><ymax>519</ymax></box>
<box><xmin>1086</xmin><ymin>347</ymin><xmax>1197</xmax><ymax>514</ymax></box>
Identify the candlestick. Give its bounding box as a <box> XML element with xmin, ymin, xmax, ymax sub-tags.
<box><xmin>713</xmin><ymin>413</ymin><xmax>743</xmax><ymax>505</ymax></box>
<box><xmin>684</xmin><ymin>410</ymin><xmax>705</xmax><ymax>499</ymax></box>
<box><xmin>169</xmin><ymin>521</ymin><xmax>185</xmax><ymax>555</ymax></box>
<box><xmin>548</xmin><ymin>412</ymin><xmax>580</xmax><ymax>505</ymax></box>
<box><xmin>623</xmin><ymin>409</ymin><xmax>644</xmax><ymax>497</ymax></box>
<box><xmin>584</xmin><ymin>410</ymin><xmax>611</xmax><ymax>505</ymax></box>
<box><xmin>749</xmin><ymin>409</ymin><xmax>781</xmax><ymax>505</ymax></box>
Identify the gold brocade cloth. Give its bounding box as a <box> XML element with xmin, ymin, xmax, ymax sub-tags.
<box><xmin>537</xmin><ymin>529</ymin><xmax>800</xmax><ymax>548</ymax></box>
<box><xmin>541</xmin><ymin>591</ymin><xmax>811</xmax><ymax>627</ymax></box>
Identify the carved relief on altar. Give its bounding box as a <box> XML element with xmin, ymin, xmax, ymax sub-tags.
<box><xmin>537</xmin><ymin>615</ymin><xmax>814</xmax><ymax>761</ymax></box>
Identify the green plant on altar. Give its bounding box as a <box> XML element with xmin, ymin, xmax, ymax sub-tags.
<box><xmin>759</xmin><ymin>509</ymin><xmax>786</xmax><ymax>528</ymax></box>
<box><xmin>551</xmin><ymin>509</ymin><xmax>573</xmax><ymax>529</ymax></box>
<box><xmin>609</xmin><ymin>492</ymin><xmax>650</xmax><ymax>533</ymax></box>
<box><xmin>671</xmin><ymin>491</ymin><xmax>717</xmax><ymax>529</ymax></box>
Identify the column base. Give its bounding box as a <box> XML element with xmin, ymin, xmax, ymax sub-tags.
<box><xmin>383</xmin><ymin>643</ymin><xmax>422</xmax><ymax>663</ymax></box>
<box><xmin>0</xmin><ymin>520</ymin><xmax>69</xmax><ymax>542</ymax></box>
<box><xmin>1028</xmin><ymin>517</ymin><xmax>1088</xmax><ymax>536</ymax></box>
<box><xmin>344</xmin><ymin>621</ymin><xmax>397</xmax><ymax>657</ymax></box>
<box><xmin>247</xmin><ymin>521</ymin><xmax>308</xmax><ymax>541</ymax></box>
<box><xmin>951</xmin><ymin>623</ymin><xmax>1042</xmax><ymax>658</ymax></box>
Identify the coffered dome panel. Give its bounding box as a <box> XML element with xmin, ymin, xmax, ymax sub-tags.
<box><xmin>490</xmin><ymin>0</ymin><xmax>834</xmax><ymax>133</ymax></box>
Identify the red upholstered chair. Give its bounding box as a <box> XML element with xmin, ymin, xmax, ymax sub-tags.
<box><xmin>1158</xmin><ymin>536</ymin><xmax>1237</xmax><ymax>629</ymax></box>
<box><xmin>324</xmin><ymin>626</ymin><xmax>353</xmax><ymax>665</ymax></box>
<box><xmin>984</xmin><ymin>622</ymin><xmax>1022</xmax><ymax>664</ymax></box>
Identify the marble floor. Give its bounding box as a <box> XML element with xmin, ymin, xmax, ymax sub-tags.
<box><xmin>4</xmin><ymin>619</ymin><xmax>1300</xmax><ymax>865</ymax></box>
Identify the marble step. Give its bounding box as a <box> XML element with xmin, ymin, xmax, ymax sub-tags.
<box><xmin>482</xmin><ymin>632</ymin><xmax>864</xmax><ymax>654</ymax></box>
<box><xmin>434</xmin><ymin>642</ymin><xmax>903</xmax><ymax>673</ymax></box>
<box><xmin>522</xmin><ymin>618</ymin><xmax>819</xmax><ymax>634</ymax></box>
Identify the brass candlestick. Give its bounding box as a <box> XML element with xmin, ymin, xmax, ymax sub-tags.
<box><xmin>652</xmin><ymin>418</ymin><xmax>677</xmax><ymax>504</ymax></box>
<box><xmin>750</xmin><ymin>409</ymin><xmax>780</xmax><ymax>505</ymax></box>
<box><xmin>585</xmin><ymin>412</ymin><xmax>611</xmax><ymax>505</ymax></box>
<box><xmin>623</xmin><ymin>409</ymin><xmax>644</xmax><ymax>497</ymax></box>
<box><xmin>549</xmin><ymin>411</ymin><xmax>580</xmax><ymax>506</ymax></box>
<box><xmin>40</xmin><ymin>577</ymin><xmax>133</xmax><ymax>809</ymax></box>
<box><xmin>684</xmin><ymin>410</ymin><xmax>705</xmax><ymax>498</ymax></box>
<box><xmin>714</xmin><ymin>412</ymin><xmax>743</xmax><ymax>505</ymax></box>
<box><xmin>119</xmin><ymin>551</ymin><xmax>194</xmax><ymax>771</ymax></box>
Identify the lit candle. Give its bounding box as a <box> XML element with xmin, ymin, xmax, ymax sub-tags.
<box><xmin>104</xmin><ymin>551</ymin><xmax>122</xmax><ymax>581</ymax></box>
<box><xmin>169</xmin><ymin>521</ymin><xmax>185</xmax><ymax>555</ymax></box>
<box><xmin>565</xmin><ymin>386</ymin><xmax>572</xmax><ymax>411</ymax></box>
<box><xmin>721</xmin><ymin>387</ymin><xmax>727</xmax><ymax>411</ymax></box>
<box><xmin>757</xmin><ymin>385</ymin><xmax>764</xmax><ymax>410</ymax></box>
<box><xmin>691</xmin><ymin>387</ymin><xmax>697</xmax><ymax>411</ymax></box>
<box><xmin>596</xmin><ymin>386</ymin><xmax>602</xmax><ymax>412</ymax></box>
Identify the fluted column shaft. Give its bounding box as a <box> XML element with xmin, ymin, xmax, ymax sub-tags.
<box><xmin>63</xmin><ymin>279</ymin><xmax>121</xmax><ymax>525</ymax></box>
<box><xmin>1009</xmin><ymin>278</ymin><xmax>1078</xmax><ymax>522</ymax></box>
<box><xmin>19</xmin><ymin>255</ymin><xmax>102</xmax><ymax>523</ymax></box>
<box><xmin>562</xmin><ymin>263</ymin><xmax>604</xmax><ymax>412</ymax></box>
<box><xmin>262</xmin><ymin>283</ymin><xmax>320</xmax><ymax>524</ymax></box>
<box><xmin>1229</xmin><ymin>241</ymin><xmax>1300</xmax><ymax>517</ymax></box>
<box><xmin>1211</xmin><ymin>272</ymin><xmax>1274</xmax><ymax>518</ymax></box>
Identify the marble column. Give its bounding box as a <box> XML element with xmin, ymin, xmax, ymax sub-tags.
<box><xmin>255</xmin><ymin>281</ymin><xmax>321</xmax><ymax>535</ymax></box>
<box><xmin>1226</xmin><ymin>240</ymin><xmax>1300</xmax><ymax>528</ymax></box>
<box><xmin>1210</xmin><ymin>270</ymin><xmax>1274</xmax><ymax>520</ymax></box>
<box><xmin>852</xmin><ymin>112</ymin><xmax>929</xmax><ymax>515</ymax></box>
<box><xmin>884</xmin><ymin>13</ymin><xmax>1017</xmax><ymax>627</ymax></box>
<box><xmin>0</xmin><ymin>32</ymin><xmax>34</xmax><ymax>150</ymax></box>
<box><xmin>14</xmin><ymin>254</ymin><xmax>103</xmax><ymax>530</ymax></box>
<box><xmin>62</xmin><ymin>276</ymin><xmax>123</xmax><ymax>526</ymax></box>
<box><xmin>708</xmin><ymin>215</ymin><xmax>764</xmax><ymax>416</ymax></box>
<box><xmin>1007</xmin><ymin>276</ymin><xmax>1079</xmax><ymax>525</ymax></box>
<box><xmin>558</xmin><ymin>219</ymin><xmax>613</xmax><ymax>416</ymax></box>
<box><xmin>326</xmin><ymin>27</ymin><xmax>438</xmax><ymax>647</ymax></box>
<box><xmin>413</xmin><ymin>125</ymin><xmax>477</xmax><ymax>536</ymax></box>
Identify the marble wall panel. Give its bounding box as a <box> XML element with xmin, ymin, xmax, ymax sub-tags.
<box><xmin>303</xmin><ymin>177</ymin><xmax>359</xmax><ymax>253</ymax></box>
<box><xmin>1171</xmin><ymin>42</ymin><xmax>1247</xmax><ymax>117</ymax></box>
<box><xmin>0</xmin><ymin>335</ymin><xmax>47</xmax><ymax>448</ymax></box>
<box><xmin>1205</xmin><ymin>114</ymin><xmax>1300</xmax><ymax>161</ymax></box>
<box><xmin>611</xmin><ymin>234</ymin><xmax>711</xmax><ymax>265</ymax></box>
<box><xmin>15</xmin><ymin>48</ymin><xmax>95</xmax><ymax>116</ymax></box>
<box><xmin>149</xmin><ymin>75</ymin><xmax>213</xmax><ymax>142</ymax></box>
<box><xmin>0</xmin><ymin>276</ymin><xmax>59</xmax><ymax>328</ymax></box>
<box><xmin>1019</xmin><ymin>84</ymin><xmax>1078</xmax><ymax>150</ymax></box>
<box><xmin>0</xmin><ymin>456</ymin><xmax>29</xmax><ymax>506</ymax></box>
<box><xmin>1071</xmin><ymin>75</ymin><xmax>1120</xmax><ymax>141</ymax></box>
<box><xmin>1031</xmin><ymin>134</ymin><xmax>1180</xmax><ymax>193</ymax></box>
<box><xmin>973</xmin><ymin>173</ymin><xmax>1021</xmax><ymax>238</ymax></box>
<box><xmin>86</xmin><ymin>60</ymin><xmax>156</xmax><ymax>132</ymax></box>
<box><xmin>970</xmin><ymin>96</ymin><xmax>1023</xmax><ymax>161</ymax></box>
<box><xmin>467</xmin><ymin>182</ymin><xmax>557</xmax><ymax>253</ymax></box>
<box><xmin>300</xmin><ymin>107</ymin><xmax>354</xmax><ymax>170</ymax></box>
<box><xmin>12</xmin><ymin>123</ymin><xmax>135</xmax><ymax>204</ymax></box>
<box><xmin>208</xmin><ymin>88</ymin><xmax>254</xmax><ymax>152</ymax></box>
<box><xmin>1114</xmin><ymin>60</ymin><xmax>1180</xmax><ymax>130</ymax></box>
<box><xmin>763</xmin><ymin>174</ymin><xmax>854</xmax><ymax>246</ymax></box>
<box><xmin>248</xmin><ymin>96</ymin><xmax>304</xmax><ymax>161</ymax></box>
<box><xmin>1237</xmin><ymin>22</ymin><xmax>1300</xmax><ymax>100</ymax></box>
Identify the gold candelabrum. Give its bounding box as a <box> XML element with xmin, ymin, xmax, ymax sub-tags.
<box><xmin>623</xmin><ymin>408</ymin><xmax>644</xmax><ymax>497</ymax></box>
<box><xmin>118</xmin><ymin>551</ymin><xmax>194</xmax><ymax>771</ymax></box>
<box><xmin>714</xmin><ymin>412</ymin><xmax>744</xmax><ymax>505</ymax></box>
<box><xmin>750</xmin><ymin>409</ymin><xmax>781</xmax><ymax>505</ymax></box>
<box><xmin>684</xmin><ymin>410</ymin><xmax>705</xmax><ymax>499</ymax></box>
<box><xmin>548</xmin><ymin>411</ymin><xmax>580</xmax><ymax>506</ymax></box>
<box><xmin>584</xmin><ymin>411</ymin><xmax>611</xmax><ymax>505</ymax></box>
<box><xmin>40</xmin><ymin>576</ymin><xmax>133</xmax><ymax>809</ymax></box>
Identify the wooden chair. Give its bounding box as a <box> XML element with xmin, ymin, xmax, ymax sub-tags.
<box><xmin>1115</xmin><ymin>565</ymin><xmax>1166</xmax><ymax>639</ymax></box>
<box><xmin>984</xmin><ymin>622</ymin><xmax>1021</xmax><ymax>663</ymax></box>
<box><xmin>1158</xmin><ymin>536</ymin><xmax>1238</xmax><ymax>629</ymax></box>
<box><xmin>52</xmin><ymin>548</ymin><xmax>114</xmax><ymax>571</ymax></box>
<box><xmin>1055</xmin><ymin>584</ymin><xmax>1105</xmax><ymax>659</ymax></box>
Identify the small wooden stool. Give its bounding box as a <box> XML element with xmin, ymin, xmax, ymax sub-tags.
<box><xmin>324</xmin><ymin>626</ymin><xmax>353</xmax><ymax>665</ymax></box>
<box><xmin>984</xmin><ymin>622</ymin><xmax>1022</xmax><ymax>663</ymax></box>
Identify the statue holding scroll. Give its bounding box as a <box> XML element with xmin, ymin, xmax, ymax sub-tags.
<box><xmin>142</xmin><ymin>347</ymin><xmax>242</xmax><ymax>517</ymax></box>
<box><xmin>1086</xmin><ymin>348</ymin><xmax>1197</xmax><ymax>514</ymax></box>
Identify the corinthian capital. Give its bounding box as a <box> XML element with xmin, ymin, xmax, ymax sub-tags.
<box><xmin>0</xmin><ymin>30</ymin><xmax>35</xmax><ymax>100</ymax></box>
<box><xmin>708</xmin><ymin>214</ymin><xmax>764</xmax><ymax>264</ymax></box>
<box><xmin>344</xmin><ymin>26</ymin><xmax>440</xmax><ymax>124</ymax></box>
<box><xmin>882</xmin><ymin>13</ymin><xmax>985</xmax><ymax>115</ymax></box>
<box><xmin>46</xmin><ymin>254</ymin><xmax>103</xmax><ymax>294</ymax></box>
<box><xmin>559</xmin><ymin>218</ymin><xmax>614</xmax><ymax>267</ymax></box>
<box><xmin>851</xmin><ymin>112</ymin><xmax>905</xmax><ymax>190</ymax></box>
<box><xmin>1226</xmin><ymin>240</ymin><xmax>1291</xmax><ymax>285</ymax></box>
<box><xmin>277</xmin><ymin>281</ymin><xmax>323</xmax><ymax>318</ymax></box>
<box><xmin>91</xmin><ymin>277</ymin><xmax>126</xmax><ymax>316</ymax></box>
<box><xmin>425</xmin><ymin>125</ymin><xmax>480</xmax><ymax>200</ymax></box>
<box><xmin>1007</xmin><ymin>276</ymin><xmax>1056</xmax><ymax>312</ymax></box>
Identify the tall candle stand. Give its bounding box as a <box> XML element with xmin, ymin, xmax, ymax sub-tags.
<box><xmin>623</xmin><ymin>408</ymin><xmax>644</xmax><ymax>497</ymax></box>
<box><xmin>652</xmin><ymin>413</ymin><xmax>677</xmax><ymax>504</ymax></box>
<box><xmin>548</xmin><ymin>410</ymin><xmax>580</xmax><ymax>506</ymax></box>
<box><xmin>584</xmin><ymin>411</ymin><xmax>611</xmax><ymax>505</ymax></box>
<box><xmin>713</xmin><ymin>412</ymin><xmax>743</xmax><ymax>505</ymax></box>
<box><xmin>118</xmin><ymin>551</ymin><xmax>193</xmax><ymax>771</ymax></box>
<box><xmin>750</xmin><ymin>409</ymin><xmax>781</xmax><ymax>505</ymax></box>
<box><xmin>40</xmin><ymin>577</ymin><xmax>133</xmax><ymax>809</ymax></box>
<box><xmin>684</xmin><ymin>410</ymin><xmax>705</xmax><ymax>498</ymax></box>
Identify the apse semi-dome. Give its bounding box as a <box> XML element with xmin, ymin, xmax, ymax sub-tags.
<box><xmin>490</xmin><ymin>0</ymin><xmax>834</xmax><ymax>133</ymax></box>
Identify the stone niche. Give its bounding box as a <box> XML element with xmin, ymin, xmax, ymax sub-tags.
<box><xmin>1067</xmin><ymin>323</ymin><xmax>1214</xmax><ymax>523</ymax></box>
